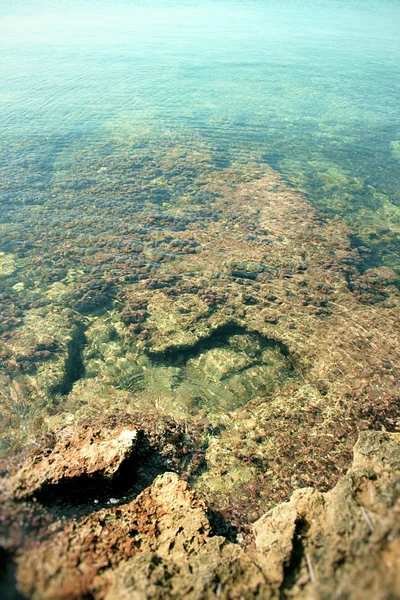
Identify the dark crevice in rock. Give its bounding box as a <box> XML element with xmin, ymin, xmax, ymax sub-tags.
<box><xmin>31</xmin><ymin>436</ymin><xmax>170</xmax><ymax>516</ymax></box>
<box><xmin>206</xmin><ymin>509</ymin><xmax>239</xmax><ymax>543</ymax></box>
<box><xmin>279</xmin><ymin>518</ymin><xmax>308</xmax><ymax>599</ymax></box>
<box><xmin>0</xmin><ymin>547</ymin><xmax>25</xmax><ymax>600</ymax></box>
<box><xmin>52</xmin><ymin>323</ymin><xmax>87</xmax><ymax>397</ymax></box>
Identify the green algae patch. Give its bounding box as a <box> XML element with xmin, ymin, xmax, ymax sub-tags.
<box><xmin>0</xmin><ymin>252</ymin><xmax>16</xmax><ymax>277</ymax></box>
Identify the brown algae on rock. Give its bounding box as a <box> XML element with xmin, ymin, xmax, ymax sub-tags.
<box><xmin>0</xmin><ymin>137</ymin><xmax>399</xmax><ymax>598</ymax></box>
<box><xmin>1</xmin><ymin>427</ymin><xmax>399</xmax><ymax>599</ymax></box>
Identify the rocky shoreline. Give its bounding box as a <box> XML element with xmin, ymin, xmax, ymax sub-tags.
<box><xmin>1</xmin><ymin>137</ymin><xmax>399</xmax><ymax>597</ymax></box>
<box><xmin>1</xmin><ymin>425</ymin><xmax>399</xmax><ymax>599</ymax></box>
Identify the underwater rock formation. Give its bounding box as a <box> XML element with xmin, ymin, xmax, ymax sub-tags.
<box><xmin>0</xmin><ymin>138</ymin><xmax>399</xmax><ymax>597</ymax></box>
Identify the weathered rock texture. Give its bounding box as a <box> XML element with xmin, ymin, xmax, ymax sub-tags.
<box><xmin>252</xmin><ymin>431</ymin><xmax>400</xmax><ymax>600</ymax></box>
<box><xmin>1</xmin><ymin>141</ymin><xmax>399</xmax><ymax>599</ymax></box>
<box><xmin>2</xmin><ymin>426</ymin><xmax>138</xmax><ymax>501</ymax></box>
<box><xmin>1</xmin><ymin>150</ymin><xmax>399</xmax><ymax>525</ymax></box>
<box><xmin>0</xmin><ymin>413</ymin><xmax>206</xmax><ymax>505</ymax></box>
<box><xmin>0</xmin><ymin>429</ymin><xmax>398</xmax><ymax>599</ymax></box>
<box><xmin>14</xmin><ymin>473</ymin><xmax>266</xmax><ymax>600</ymax></box>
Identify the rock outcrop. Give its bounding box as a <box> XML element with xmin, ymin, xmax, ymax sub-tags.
<box><xmin>252</xmin><ymin>431</ymin><xmax>400</xmax><ymax>599</ymax></box>
<box><xmin>15</xmin><ymin>473</ymin><xmax>266</xmax><ymax>600</ymax></box>
<box><xmin>2</xmin><ymin>426</ymin><xmax>139</xmax><ymax>501</ymax></box>
<box><xmin>1</xmin><ymin>428</ymin><xmax>398</xmax><ymax>599</ymax></box>
<box><xmin>0</xmin><ymin>140</ymin><xmax>399</xmax><ymax>599</ymax></box>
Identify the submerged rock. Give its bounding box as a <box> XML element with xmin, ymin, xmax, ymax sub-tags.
<box><xmin>0</xmin><ymin>138</ymin><xmax>399</xmax><ymax>598</ymax></box>
<box><xmin>0</xmin><ymin>252</ymin><xmax>16</xmax><ymax>277</ymax></box>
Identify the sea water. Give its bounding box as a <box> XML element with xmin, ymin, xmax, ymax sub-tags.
<box><xmin>1</xmin><ymin>0</ymin><xmax>399</xmax><ymax>256</ymax></box>
<box><xmin>0</xmin><ymin>0</ymin><xmax>399</xmax><ymax>456</ymax></box>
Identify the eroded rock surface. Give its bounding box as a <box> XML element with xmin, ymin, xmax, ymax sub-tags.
<box><xmin>15</xmin><ymin>472</ymin><xmax>266</xmax><ymax>600</ymax></box>
<box><xmin>0</xmin><ymin>429</ymin><xmax>398</xmax><ymax>599</ymax></box>
<box><xmin>1</xmin><ymin>140</ymin><xmax>399</xmax><ymax>599</ymax></box>
<box><xmin>1</xmin><ymin>413</ymin><xmax>206</xmax><ymax>505</ymax></box>
<box><xmin>252</xmin><ymin>431</ymin><xmax>400</xmax><ymax>600</ymax></box>
<box><xmin>2</xmin><ymin>426</ymin><xmax>139</xmax><ymax>501</ymax></box>
<box><xmin>1</xmin><ymin>147</ymin><xmax>399</xmax><ymax>524</ymax></box>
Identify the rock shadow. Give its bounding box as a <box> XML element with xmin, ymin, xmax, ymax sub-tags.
<box><xmin>147</xmin><ymin>322</ymin><xmax>291</xmax><ymax>365</ymax></box>
<box><xmin>33</xmin><ymin>434</ymin><xmax>170</xmax><ymax>517</ymax></box>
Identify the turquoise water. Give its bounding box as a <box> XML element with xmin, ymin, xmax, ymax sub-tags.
<box><xmin>0</xmin><ymin>0</ymin><xmax>399</xmax><ymax>451</ymax></box>
<box><xmin>1</xmin><ymin>0</ymin><xmax>399</xmax><ymax>270</ymax></box>
<box><xmin>1</xmin><ymin>6</ymin><xmax>400</xmax><ymax>593</ymax></box>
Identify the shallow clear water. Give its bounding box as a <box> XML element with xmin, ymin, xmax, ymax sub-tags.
<box><xmin>0</xmin><ymin>0</ymin><xmax>399</xmax><ymax>458</ymax></box>
<box><xmin>1</xmin><ymin>0</ymin><xmax>399</xmax><ymax>261</ymax></box>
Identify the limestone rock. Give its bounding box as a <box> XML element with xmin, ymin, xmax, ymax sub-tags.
<box><xmin>2</xmin><ymin>426</ymin><xmax>139</xmax><ymax>500</ymax></box>
<box><xmin>252</xmin><ymin>431</ymin><xmax>400</xmax><ymax>599</ymax></box>
<box><xmin>105</xmin><ymin>543</ymin><xmax>266</xmax><ymax>600</ymax></box>
<box><xmin>8</xmin><ymin>431</ymin><xmax>399</xmax><ymax>600</ymax></box>
<box><xmin>16</xmin><ymin>472</ymin><xmax>268</xmax><ymax>600</ymax></box>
